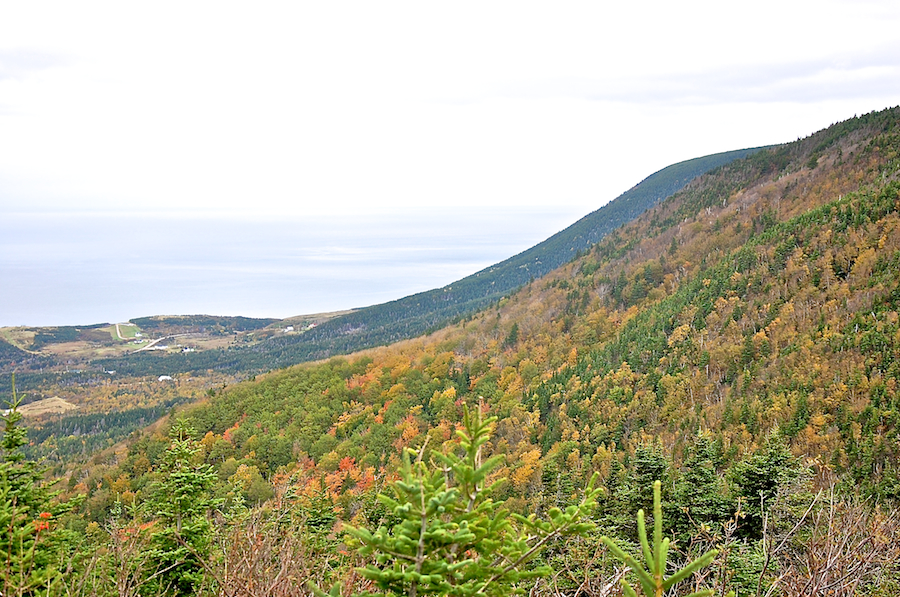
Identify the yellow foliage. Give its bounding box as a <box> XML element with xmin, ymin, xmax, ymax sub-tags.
<box><xmin>510</xmin><ymin>449</ymin><xmax>542</xmax><ymax>492</ymax></box>
<box><xmin>667</xmin><ymin>324</ymin><xmax>692</xmax><ymax>347</ymax></box>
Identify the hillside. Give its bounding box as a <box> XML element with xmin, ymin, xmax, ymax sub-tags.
<box><xmin>90</xmin><ymin>147</ymin><xmax>761</xmax><ymax>378</ymax></box>
<box><xmin>6</xmin><ymin>107</ymin><xmax>900</xmax><ymax>596</ymax></box>
<box><xmin>0</xmin><ymin>145</ymin><xmax>764</xmax><ymax>474</ymax></box>
<box><xmin>146</xmin><ymin>106</ymin><xmax>900</xmax><ymax>491</ymax></box>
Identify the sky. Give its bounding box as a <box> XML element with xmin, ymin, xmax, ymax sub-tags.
<box><xmin>2</xmin><ymin>1</ymin><xmax>899</xmax><ymax>220</ymax></box>
<box><xmin>2</xmin><ymin>2</ymin><xmax>900</xmax><ymax>327</ymax></box>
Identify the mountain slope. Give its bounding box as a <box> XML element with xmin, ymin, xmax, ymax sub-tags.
<box><xmin>126</xmin><ymin>105</ymin><xmax>900</xmax><ymax>491</ymax></box>
<box><xmin>297</xmin><ymin>148</ymin><xmax>765</xmax><ymax>338</ymax></box>
<box><xmin>22</xmin><ymin>106</ymin><xmax>900</xmax><ymax>597</ymax></box>
<box><xmin>95</xmin><ymin>147</ymin><xmax>762</xmax><ymax>376</ymax></box>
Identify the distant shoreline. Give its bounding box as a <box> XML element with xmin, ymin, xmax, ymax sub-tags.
<box><xmin>1</xmin><ymin>209</ymin><xmax>587</xmax><ymax>328</ymax></box>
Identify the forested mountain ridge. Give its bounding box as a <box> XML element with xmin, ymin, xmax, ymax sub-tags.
<box><xmin>0</xmin><ymin>138</ymin><xmax>761</xmax><ymax>473</ymax></box>
<box><xmin>7</xmin><ymin>107</ymin><xmax>900</xmax><ymax>596</ymax></box>
<box><xmin>283</xmin><ymin>147</ymin><xmax>765</xmax><ymax>349</ymax></box>
<box><xmin>141</xmin><ymin>106</ymin><xmax>899</xmax><ymax>490</ymax></box>
<box><xmin>90</xmin><ymin>147</ymin><xmax>761</xmax><ymax>378</ymax></box>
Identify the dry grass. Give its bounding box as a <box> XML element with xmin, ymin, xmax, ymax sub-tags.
<box><xmin>0</xmin><ymin>327</ymin><xmax>39</xmax><ymax>352</ymax></box>
<box><xmin>18</xmin><ymin>396</ymin><xmax>78</xmax><ymax>416</ymax></box>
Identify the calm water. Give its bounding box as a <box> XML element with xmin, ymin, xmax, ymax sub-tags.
<box><xmin>1</xmin><ymin>208</ymin><xmax>586</xmax><ymax>327</ymax></box>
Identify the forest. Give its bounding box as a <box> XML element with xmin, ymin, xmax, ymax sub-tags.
<box><xmin>89</xmin><ymin>147</ymin><xmax>761</xmax><ymax>378</ymax></box>
<box><xmin>3</xmin><ymin>107</ymin><xmax>900</xmax><ymax>596</ymax></box>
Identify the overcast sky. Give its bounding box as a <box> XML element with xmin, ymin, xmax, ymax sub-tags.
<box><xmin>1</xmin><ymin>1</ymin><xmax>899</xmax><ymax>219</ymax></box>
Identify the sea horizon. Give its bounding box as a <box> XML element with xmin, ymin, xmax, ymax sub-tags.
<box><xmin>1</xmin><ymin>206</ymin><xmax>591</xmax><ymax>328</ymax></box>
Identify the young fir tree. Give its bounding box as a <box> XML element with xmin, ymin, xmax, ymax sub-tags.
<box><xmin>143</xmin><ymin>419</ymin><xmax>221</xmax><ymax>596</ymax></box>
<box><xmin>329</xmin><ymin>406</ymin><xmax>601</xmax><ymax>597</ymax></box>
<box><xmin>728</xmin><ymin>428</ymin><xmax>802</xmax><ymax>539</ymax></box>
<box><xmin>602</xmin><ymin>481</ymin><xmax>729</xmax><ymax>597</ymax></box>
<box><xmin>672</xmin><ymin>432</ymin><xmax>731</xmax><ymax>541</ymax></box>
<box><xmin>1</xmin><ymin>376</ymin><xmax>75</xmax><ymax>596</ymax></box>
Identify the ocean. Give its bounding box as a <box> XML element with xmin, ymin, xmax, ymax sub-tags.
<box><xmin>1</xmin><ymin>208</ymin><xmax>587</xmax><ymax>327</ymax></box>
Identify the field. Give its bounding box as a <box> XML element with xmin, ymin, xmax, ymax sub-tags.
<box><xmin>110</xmin><ymin>322</ymin><xmax>141</xmax><ymax>340</ymax></box>
<box><xmin>16</xmin><ymin>396</ymin><xmax>78</xmax><ymax>417</ymax></box>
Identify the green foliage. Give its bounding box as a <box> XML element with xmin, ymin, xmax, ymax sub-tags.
<box><xmin>729</xmin><ymin>430</ymin><xmax>802</xmax><ymax>539</ymax></box>
<box><xmin>23</xmin><ymin>398</ymin><xmax>187</xmax><ymax>463</ymax></box>
<box><xmin>503</xmin><ymin>323</ymin><xmax>519</xmax><ymax>348</ymax></box>
<box><xmin>94</xmin><ymin>149</ymin><xmax>760</xmax><ymax>378</ymax></box>
<box><xmin>1</xmin><ymin>376</ymin><xmax>76</xmax><ymax>596</ymax></box>
<box><xmin>142</xmin><ymin>420</ymin><xmax>221</xmax><ymax>596</ymax></box>
<box><xmin>332</xmin><ymin>406</ymin><xmax>601</xmax><ymax>597</ymax></box>
<box><xmin>29</xmin><ymin>326</ymin><xmax>82</xmax><ymax>349</ymax></box>
<box><xmin>130</xmin><ymin>314</ymin><xmax>278</xmax><ymax>334</ymax></box>
<box><xmin>0</xmin><ymin>338</ymin><xmax>32</xmax><ymax>370</ymax></box>
<box><xmin>602</xmin><ymin>481</ymin><xmax>727</xmax><ymax>597</ymax></box>
<box><xmin>672</xmin><ymin>433</ymin><xmax>731</xmax><ymax>541</ymax></box>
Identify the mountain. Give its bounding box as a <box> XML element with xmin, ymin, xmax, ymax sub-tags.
<box><xmin>91</xmin><ymin>147</ymin><xmax>762</xmax><ymax>377</ymax></box>
<box><xmin>161</xmin><ymin>105</ymin><xmax>899</xmax><ymax>469</ymax></box>
<box><xmin>9</xmin><ymin>106</ymin><xmax>900</xmax><ymax>597</ymax></box>
<box><xmin>126</xmin><ymin>105</ymin><xmax>900</xmax><ymax>511</ymax></box>
<box><xmin>286</xmin><ymin>148</ymin><xmax>767</xmax><ymax>348</ymax></box>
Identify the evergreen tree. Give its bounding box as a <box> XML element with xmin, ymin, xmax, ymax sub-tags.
<box><xmin>603</xmin><ymin>481</ymin><xmax>728</xmax><ymax>597</ymax></box>
<box><xmin>143</xmin><ymin>419</ymin><xmax>221</xmax><ymax>596</ymax></box>
<box><xmin>728</xmin><ymin>429</ymin><xmax>802</xmax><ymax>539</ymax></box>
<box><xmin>608</xmin><ymin>443</ymin><xmax>670</xmax><ymax>536</ymax></box>
<box><xmin>333</xmin><ymin>406</ymin><xmax>600</xmax><ymax>597</ymax></box>
<box><xmin>672</xmin><ymin>432</ymin><xmax>731</xmax><ymax>541</ymax></box>
<box><xmin>1</xmin><ymin>377</ymin><xmax>74</xmax><ymax>596</ymax></box>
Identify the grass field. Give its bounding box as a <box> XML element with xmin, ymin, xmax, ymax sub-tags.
<box><xmin>109</xmin><ymin>323</ymin><xmax>141</xmax><ymax>341</ymax></box>
<box><xmin>18</xmin><ymin>396</ymin><xmax>78</xmax><ymax>416</ymax></box>
<box><xmin>0</xmin><ymin>328</ymin><xmax>39</xmax><ymax>353</ymax></box>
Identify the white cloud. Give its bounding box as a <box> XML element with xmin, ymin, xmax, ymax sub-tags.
<box><xmin>0</xmin><ymin>1</ymin><xmax>898</xmax><ymax>217</ymax></box>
